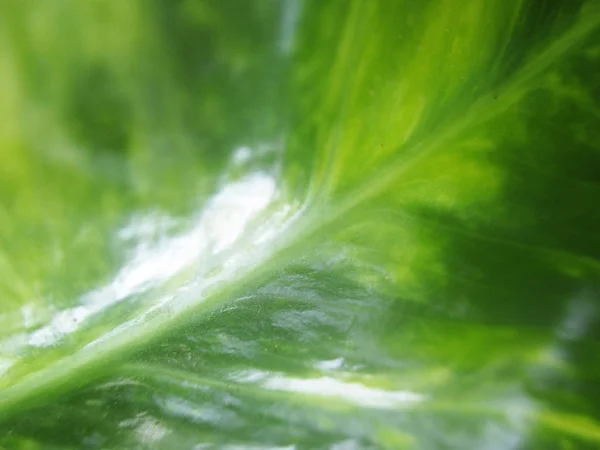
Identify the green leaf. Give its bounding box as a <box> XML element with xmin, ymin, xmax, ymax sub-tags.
<box><xmin>1</xmin><ymin>0</ymin><xmax>600</xmax><ymax>448</ymax></box>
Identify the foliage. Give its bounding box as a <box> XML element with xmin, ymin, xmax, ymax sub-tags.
<box><xmin>1</xmin><ymin>1</ymin><xmax>600</xmax><ymax>448</ymax></box>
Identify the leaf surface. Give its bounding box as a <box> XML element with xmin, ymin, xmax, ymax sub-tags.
<box><xmin>1</xmin><ymin>1</ymin><xmax>600</xmax><ymax>448</ymax></box>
